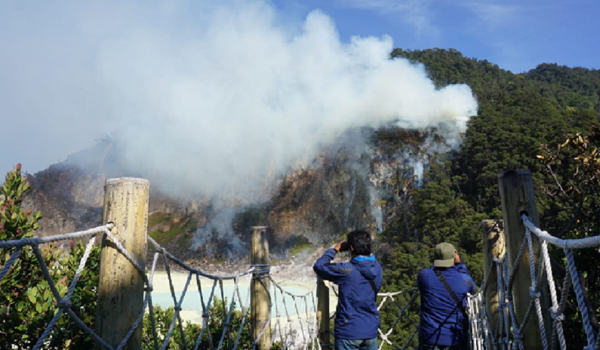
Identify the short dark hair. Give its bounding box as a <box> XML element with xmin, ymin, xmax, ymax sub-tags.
<box><xmin>347</xmin><ymin>230</ymin><xmax>372</xmax><ymax>256</ymax></box>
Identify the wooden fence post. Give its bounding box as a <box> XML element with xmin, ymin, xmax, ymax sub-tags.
<box><xmin>481</xmin><ymin>219</ymin><xmax>506</xmax><ymax>344</ymax></box>
<box><xmin>317</xmin><ymin>278</ymin><xmax>331</xmax><ymax>350</ymax></box>
<box><xmin>498</xmin><ymin>170</ymin><xmax>552</xmax><ymax>350</ymax></box>
<box><xmin>96</xmin><ymin>178</ymin><xmax>149</xmax><ymax>350</ymax></box>
<box><xmin>251</xmin><ymin>226</ymin><xmax>271</xmax><ymax>350</ymax></box>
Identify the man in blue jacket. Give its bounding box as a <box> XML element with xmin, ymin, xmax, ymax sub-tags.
<box><xmin>418</xmin><ymin>242</ymin><xmax>477</xmax><ymax>350</ymax></box>
<box><xmin>313</xmin><ymin>230</ymin><xmax>383</xmax><ymax>350</ymax></box>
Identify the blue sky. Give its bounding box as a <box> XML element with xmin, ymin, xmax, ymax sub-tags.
<box><xmin>0</xmin><ymin>0</ymin><xmax>598</xmax><ymax>184</ymax></box>
<box><xmin>274</xmin><ymin>0</ymin><xmax>599</xmax><ymax>73</ymax></box>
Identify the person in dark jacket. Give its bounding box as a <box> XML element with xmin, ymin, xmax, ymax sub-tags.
<box><xmin>418</xmin><ymin>242</ymin><xmax>477</xmax><ymax>350</ymax></box>
<box><xmin>313</xmin><ymin>230</ymin><xmax>383</xmax><ymax>350</ymax></box>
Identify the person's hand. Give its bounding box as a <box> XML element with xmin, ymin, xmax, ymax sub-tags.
<box><xmin>334</xmin><ymin>241</ymin><xmax>349</xmax><ymax>252</ymax></box>
<box><xmin>454</xmin><ymin>251</ymin><xmax>461</xmax><ymax>265</ymax></box>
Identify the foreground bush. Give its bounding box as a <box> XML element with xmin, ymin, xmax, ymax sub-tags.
<box><xmin>0</xmin><ymin>164</ymin><xmax>101</xmax><ymax>349</ymax></box>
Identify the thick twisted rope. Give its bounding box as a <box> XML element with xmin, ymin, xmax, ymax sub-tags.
<box><xmin>0</xmin><ymin>247</ymin><xmax>22</xmax><ymax>281</ymax></box>
<box><xmin>468</xmin><ymin>215</ymin><xmax>599</xmax><ymax>350</ymax></box>
<box><xmin>564</xmin><ymin>248</ymin><xmax>596</xmax><ymax>350</ymax></box>
<box><xmin>522</xmin><ymin>214</ymin><xmax>598</xmax><ymax>350</ymax></box>
<box><xmin>0</xmin><ymin>224</ymin><xmax>114</xmax><ymax>249</ymax></box>
<box><xmin>32</xmin><ymin>236</ymin><xmax>99</xmax><ymax>350</ymax></box>
<box><xmin>525</xmin><ymin>227</ymin><xmax>549</xmax><ymax>350</ymax></box>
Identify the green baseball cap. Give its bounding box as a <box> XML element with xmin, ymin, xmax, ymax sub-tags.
<box><xmin>434</xmin><ymin>242</ymin><xmax>456</xmax><ymax>267</ymax></box>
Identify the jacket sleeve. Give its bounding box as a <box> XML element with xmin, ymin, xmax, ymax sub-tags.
<box><xmin>457</xmin><ymin>263</ymin><xmax>477</xmax><ymax>293</ymax></box>
<box><xmin>313</xmin><ymin>249</ymin><xmax>351</xmax><ymax>283</ymax></box>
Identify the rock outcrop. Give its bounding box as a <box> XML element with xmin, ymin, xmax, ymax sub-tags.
<box><xmin>20</xmin><ymin>127</ymin><xmax>439</xmax><ymax>266</ymax></box>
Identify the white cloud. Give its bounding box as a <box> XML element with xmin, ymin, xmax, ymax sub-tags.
<box><xmin>0</xmin><ymin>0</ymin><xmax>477</xmax><ymax>198</ymax></box>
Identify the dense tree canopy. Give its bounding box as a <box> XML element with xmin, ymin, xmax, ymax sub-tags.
<box><xmin>376</xmin><ymin>48</ymin><xmax>600</xmax><ymax>348</ymax></box>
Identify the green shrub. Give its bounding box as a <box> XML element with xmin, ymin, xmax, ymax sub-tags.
<box><xmin>0</xmin><ymin>164</ymin><xmax>101</xmax><ymax>349</ymax></box>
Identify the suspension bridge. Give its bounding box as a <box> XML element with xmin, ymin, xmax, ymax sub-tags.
<box><xmin>1</xmin><ymin>171</ymin><xmax>599</xmax><ymax>350</ymax></box>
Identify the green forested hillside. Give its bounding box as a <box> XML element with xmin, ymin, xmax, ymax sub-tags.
<box><xmin>378</xmin><ymin>48</ymin><xmax>600</xmax><ymax>348</ymax></box>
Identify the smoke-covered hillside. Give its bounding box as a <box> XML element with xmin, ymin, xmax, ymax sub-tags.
<box><xmin>22</xmin><ymin>124</ymin><xmax>450</xmax><ymax>267</ymax></box>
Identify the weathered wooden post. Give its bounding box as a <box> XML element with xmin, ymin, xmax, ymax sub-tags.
<box><xmin>498</xmin><ymin>170</ymin><xmax>552</xmax><ymax>350</ymax></box>
<box><xmin>481</xmin><ymin>219</ymin><xmax>506</xmax><ymax>346</ymax></box>
<box><xmin>96</xmin><ymin>178</ymin><xmax>149</xmax><ymax>350</ymax></box>
<box><xmin>317</xmin><ymin>278</ymin><xmax>331</xmax><ymax>350</ymax></box>
<box><xmin>251</xmin><ymin>226</ymin><xmax>271</xmax><ymax>350</ymax></box>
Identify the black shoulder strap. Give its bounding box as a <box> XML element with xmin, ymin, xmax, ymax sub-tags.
<box><xmin>435</xmin><ymin>269</ymin><xmax>466</xmax><ymax>315</ymax></box>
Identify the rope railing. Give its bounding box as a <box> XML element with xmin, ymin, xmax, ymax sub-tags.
<box><xmin>0</xmin><ymin>224</ymin><xmax>327</xmax><ymax>350</ymax></box>
<box><xmin>10</xmin><ymin>215</ymin><xmax>598</xmax><ymax>350</ymax></box>
<box><xmin>522</xmin><ymin>214</ymin><xmax>599</xmax><ymax>350</ymax></box>
<box><xmin>267</xmin><ymin>276</ymin><xmax>319</xmax><ymax>350</ymax></box>
<box><xmin>0</xmin><ymin>224</ymin><xmax>118</xmax><ymax>350</ymax></box>
<box><xmin>467</xmin><ymin>214</ymin><xmax>600</xmax><ymax>350</ymax></box>
<box><xmin>147</xmin><ymin>236</ymin><xmax>323</xmax><ymax>350</ymax></box>
<box><xmin>375</xmin><ymin>288</ymin><xmax>420</xmax><ymax>350</ymax></box>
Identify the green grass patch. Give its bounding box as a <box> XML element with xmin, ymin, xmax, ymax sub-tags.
<box><xmin>149</xmin><ymin>214</ymin><xmax>197</xmax><ymax>250</ymax></box>
<box><xmin>148</xmin><ymin>212</ymin><xmax>171</xmax><ymax>227</ymax></box>
<box><xmin>289</xmin><ymin>243</ymin><xmax>314</xmax><ymax>256</ymax></box>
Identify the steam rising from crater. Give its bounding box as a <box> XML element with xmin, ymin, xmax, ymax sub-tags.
<box><xmin>0</xmin><ymin>0</ymin><xmax>477</xmax><ymax>198</ymax></box>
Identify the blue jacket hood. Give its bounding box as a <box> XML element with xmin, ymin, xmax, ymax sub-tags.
<box><xmin>353</xmin><ymin>255</ymin><xmax>379</xmax><ymax>281</ymax></box>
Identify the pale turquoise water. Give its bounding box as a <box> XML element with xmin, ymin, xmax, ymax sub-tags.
<box><xmin>150</xmin><ymin>284</ymin><xmax>314</xmax><ymax>318</ymax></box>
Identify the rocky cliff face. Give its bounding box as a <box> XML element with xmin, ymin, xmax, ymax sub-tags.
<box><xmin>21</xmin><ymin>127</ymin><xmax>438</xmax><ymax>265</ymax></box>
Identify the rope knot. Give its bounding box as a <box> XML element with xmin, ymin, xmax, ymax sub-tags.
<box><xmin>57</xmin><ymin>299</ymin><xmax>72</xmax><ymax>309</ymax></box>
<box><xmin>145</xmin><ymin>284</ymin><xmax>153</xmax><ymax>292</ymax></box>
<box><xmin>251</xmin><ymin>264</ymin><xmax>271</xmax><ymax>275</ymax></box>
<box><xmin>529</xmin><ymin>286</ymin><xmax>540</xmax><ymax>299</ymax></box>
<box><xmin>550</xmin><ymin>306</ymin><xmax>564</xmax><ymax>321</ymax></box>
<box><xmin>513</xmin><ymin>331</ymin><xmax>524</xmax><ymax>340</ymax></box>
<box><xmin>174</xmin><ymin>305</ymin><xmax>182</xmax><ymax>312</ymax></box>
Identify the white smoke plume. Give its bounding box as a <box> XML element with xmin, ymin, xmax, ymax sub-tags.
<box><xmin>0</xmin><ymin>0</ymin><xmax>477</xmax><ymax>198</ymax></box>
